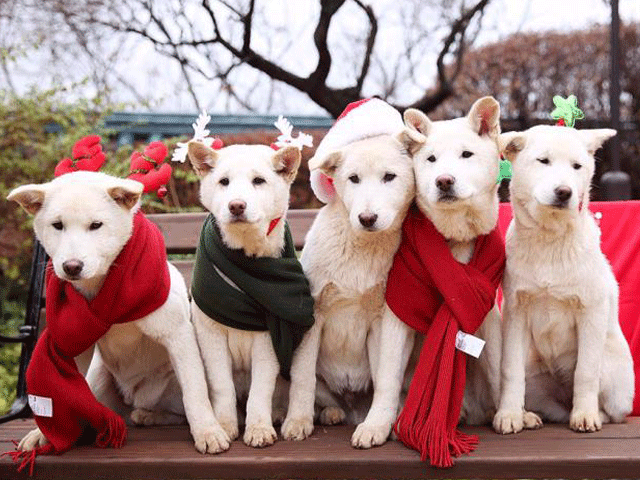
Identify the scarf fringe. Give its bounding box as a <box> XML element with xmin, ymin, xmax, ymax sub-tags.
<box><xmin>395</xmin><ymin>419</ymin><xmax>479</xmax><ymax>468</ymax></box>
<box><xmin>95</xmin><ymin>414</ymin><xmax>127</xmax><ymax>449</ymax></box>
<box><xmin>394</xmin><ymin>322</ymin><xmax>476</xmax><ymax>468</ymax></box>
<box><xmin>3</xmin><ymin>441</ymin><xmax>55</xmax><ymax>476</ymax></box>
<box><xmin>3</xmin><ymin>414</ymin><xmax>127</xmax><ymax>476</ymax></box>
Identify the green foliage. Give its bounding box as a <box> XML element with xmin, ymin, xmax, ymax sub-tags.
<box><xmin>0</xmin><ymin>83</ymin><xmax>119</xmax><ymax>297</ymax></box>
<box><xmin>0</xmin><ymin>84</ymin><xmax>121</xmax><ymax>413</ymax></box>
<box><xmin>0</xmin><ymin>297</ymin><xmax>21</xmax><ymax>415</ymax></box>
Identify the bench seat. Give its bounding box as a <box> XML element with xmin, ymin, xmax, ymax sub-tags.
<box><xmin>2</xmin><ymin>203</ymin><xmax>640</xmax><ymax>478</ymax></box>
<box><xmin>2</xmin><ymin>418</ymin><xmax>640</xmax><ymax>479</ymax></box>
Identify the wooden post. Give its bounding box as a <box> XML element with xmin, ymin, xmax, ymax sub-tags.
<box><xmin>600</xmin><ymin>0</ymin><xmax>631</xmax><ymax>200</ymax></box>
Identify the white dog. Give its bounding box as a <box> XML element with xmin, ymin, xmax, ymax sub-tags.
<box><xmin>186</xmin><ymin>142</ymin><xmax>310</xmax><ymax>448</ymax></box>
<box><xmin>494</xmin><ymin>125</ymin><xmax>634</xmax><ymax>434</ymax></box>
<box><xmin>401</xmin><ymin>96</ymin><xmax>504</xmax><ymax>425</ymax></box>
<box><xmin>8</xmin><ymin>171</ymin><xmax>230</xmax><ymax>454</ymax></box>
<box><xmin>281</xmin><ymin>99</ymin><xmax>424</xmax><ymax>448</ymax></box>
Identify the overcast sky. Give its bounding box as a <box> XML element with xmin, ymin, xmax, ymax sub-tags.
<box><xmin>3</xmin><ymin>0</ymin><xmax>640</xmax><ymax>114</ymax></box>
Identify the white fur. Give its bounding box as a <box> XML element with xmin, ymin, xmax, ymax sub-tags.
<box><xmin>187</xmin><ymin>143</ymin><xmax>301</xmax><ymax>447</ymax></box>
<box><xmin>404</xmin><ymin>96</ymin><xmax>504</xmax><ymax>425</ymax></box>
<box><xmin>282</xmin><ymin>132</ymin><xmax>418</xmax><ymax>448</ymax></box>
<box><xmin>493</xmin><ymin>125</ymin><xmax>634</xmax><ymax>434</ymax></box>
<box><xmin>310</xmin><ymin>99</ymin><xmax>405</xmax><ymax>204</ymax></box>
<box><xmin>9</xmin><ymin>171</ymin><xmax>229</xmax><ymax>454</ymax></box>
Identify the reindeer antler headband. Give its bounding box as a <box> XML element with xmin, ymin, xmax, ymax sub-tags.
<box><xmin>171</xmin><ymin>111</ymin><xmax>313</xmax><ymax>163</ymax></box>
<box><xmin>55</xmin><ymin>136</ymin><xmax>173</xmax><ymax>198</ymax></box>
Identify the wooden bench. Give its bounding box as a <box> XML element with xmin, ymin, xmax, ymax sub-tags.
<box><xmin>1</xmin><ymin>207</ymin><xmax>639</xmax><ymax>479</ymax></box>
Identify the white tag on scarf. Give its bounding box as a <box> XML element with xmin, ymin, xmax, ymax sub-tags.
<box><xmin>28</xmin><ymin>394</ymin><xmax>53</xmax><ymax>417</ymax></box>
<box><xmin>455</xmin><ymin>331</ymin><xmax>485</xmax><ymax>358</ymax></box>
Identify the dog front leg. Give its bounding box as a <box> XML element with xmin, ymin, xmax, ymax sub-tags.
<box><xmin>244</xmin><ymin>332</ymin><xmax>279</xmax><ymax>447</ymax></box>
<box><xmin>570</xmin><ymin>303</ymin><xmax>607</xmax><ymax>432</ymax></box>
<box><xmin>352</xmin><ymin>305</ymin><xmax>414</xmax><ymax>448</ymax></box>
<box><xmin>493</xmin><ymin>295</ymin><xmax>542</xmax><ymax>434</ymax></box>
<box><xmin>282</xmin><ymin>321</ymin><xmax>323</xmax><ymax>440</ymax></box>
<box><xmin>161</xmin><ymin>318</ymin><xmax>231</xmax><ymax>454</ymax></box>
<box><xmin>192</xmin><ymin>304</ymin><xmax>239</xmax><ymax>441</ymax></box>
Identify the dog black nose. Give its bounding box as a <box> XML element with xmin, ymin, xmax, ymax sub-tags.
<box><xmin>62</xmin><ymin>259</ymin><xmax>84</xmax><ymax>277</ymax></box>
<box><xmin>436</xmin><ymin>175</ymin><xmax>455</xmax><ymax>192</ymax></box>
<box><xmin>554</xmin><ymin>186</ymin><xmax>572</xmax><ymax>203</ymax></box>
<box><xmin>228</xmin><ymin>200</ymin><xmax>246</xmax><ymax>216</ymax></box>
<box><xmin>359</xmin><ymin>213</ymin><xmax>378</xmax><ymax>229</ymax></box>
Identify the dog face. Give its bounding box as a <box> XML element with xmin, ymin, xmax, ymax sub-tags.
<box><xmin>188</xmin><ymin>143</ymin><xmax>300</xmax><ymax>249</ymax></box>
<box><xmin>404</xmin><ymin>97</ymin><xmax>502</xmax><ymax>241</ymax></box>
<box><xmin>8</xmin><ymin>171</ymin><xmax>142</xmax><ymax>283</ymax></box>
<box><xmin>501</xmin><ymin>125</ymin><xmax>616</xmax><ymax>220</ymax></box>
<box><xmin>308</xmin><ymin>134</ymin><xmax>417</xmax><ymax>233</ymax></box>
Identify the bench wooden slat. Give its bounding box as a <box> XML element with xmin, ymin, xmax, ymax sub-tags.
<box><xmin>147</xmin><ymin>209</ymin><xmax>318</xmax><ymax>252</ymax></box>
<box><xmin>2</xmin><ymin>418</ymin><xmax>639</xmax><ymax>479</ymax></box>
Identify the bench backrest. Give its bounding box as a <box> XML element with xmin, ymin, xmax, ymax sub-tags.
<box><xmin>146</xmin><ymin>209</ymin><xmax>319</xmax><ymax>290</ymax></box>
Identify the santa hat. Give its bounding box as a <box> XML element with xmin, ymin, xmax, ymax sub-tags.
<box><xmin>310</xmin><ymin>98</ymin><xmax>404</xmax><ymax>203</ymax></box>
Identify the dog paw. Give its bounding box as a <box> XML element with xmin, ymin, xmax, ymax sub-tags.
<box><xmin>351</xmin><ymin>422</ymin><xmax>392</xmax><ymax>449</ymax></box>
<box><xmin>18</xmin><ymin>428</ymin><xmax>48</xmax><ymax>451</ymax></box>
<box><xmin>570</xmin><ymin>409</ymin><xmax>602</xmax><ymax>432</ymax></box>
<box><xmin>281</xmin><ymin>416</ymin><xmax>314</xmax><ymax>441</ymax></box>
<box><xmin>192</xmin><ymin>424</ymin><xmax>231</xmax><ymax>454</ymax></box>
<box><xmin>319</xmin><ymin>406</ymin><xmax>346</xmax><ymax>425</ymax></box>
<box><xmin>217</xmin><ymin>417</ymin><xmax>239</xmax><ymax>441</ymax></box>
<box><xmin>131</xmin><ymin>408</ymin><xmax>183</xmax><ymax>426</ymax></box>
<box><xmin>244</xmin><ymin>423</ymin><xmax>277</xmax><ymax>448</ymax></box>
<box><xmin>523</xmin><ymin>411</ymin><xmax>543</xmax><ymax>430</ymax></box>
<box><xmin>493</xmin><ymin>409</ymin><xmax>529</xmax><ymax>434</ymax></box>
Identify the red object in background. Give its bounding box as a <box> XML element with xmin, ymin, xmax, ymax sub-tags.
<box><xmin>128</xmin><ymin>141</ymin><xmax>172</xmax><ymax>194</ymax></box>
<box><xmin>54</xmin><ymin>136</ymin><xmax>106</xmax><ymax>177</ymax></box>
<box><xmin>497</xmin><ymin>201</ymin><xmax>640</xmax><ymax>416</ymax></box>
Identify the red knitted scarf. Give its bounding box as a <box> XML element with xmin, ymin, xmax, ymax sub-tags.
<box><xmin>385</xmin><ymin>205</ymin><xmax>505</xmax><ymax>468</ymax></box>
<box><xmin>7</xmin><ymin>211</ymin><xmax>170</xmax><ymax>474</ymax></box>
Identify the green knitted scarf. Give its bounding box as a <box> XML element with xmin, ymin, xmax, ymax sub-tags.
<box><xmin>191</xmin><ymin>214</ymin><xmax>315</xmax><ymax>379</ymax></box>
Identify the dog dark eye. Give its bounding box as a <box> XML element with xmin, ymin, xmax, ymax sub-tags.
<box><xmin>219</xmin><ymin>177</ymin><xmax>229</xmax><ymax>186</ymax></box>
<box><xmin>427</xmin><ymin>155</ymin><xmax>436</xmax><ymax>163</ymax></box>
<box><xmin>348</xmin><ymin>174</ymin><xmax>360</xmax><ymax>184</ymax></box>
<box><xmin>572</xmin><ymin>163</ymin><xmax>582</xmax><ymax>170</ymax></box>
<box><xmin>382</xmin><ymin>173</ymin><xmax>396</xmax><ymax>183</ymax></box>
<box><xmin>537</xmin><ymin>158</ymin><xmax>550</xmax><ymax>165</ymax></box>
<box><xmin>52</xmin><ymin>221</ymin><xmax>63</xmax><ymax>231</ymax></box>
<box><xmin>461</xmin><ymin>150</ymin><xmax>473</xmax><ymax>158</ymax></box>
<box><xmin>252</xmin><ymin>177</ymin><xmax>266</xmax><ymax>186</ymax></box>
<box><xmin>89</xmin><ymin>222</ymin><xmax>103</xmax><ymax>231</ymax></box>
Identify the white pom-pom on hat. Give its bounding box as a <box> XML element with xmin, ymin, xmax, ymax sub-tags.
<box><xmin>309</xmin><ymin>98</ymin><xmax>404</xmax><ymax>203</ymax></box>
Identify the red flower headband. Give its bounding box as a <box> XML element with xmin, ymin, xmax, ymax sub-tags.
<box><xmin>54</xmin><ymin>136</ymin><xmax>172</xmax><ymax>198</ymax></box>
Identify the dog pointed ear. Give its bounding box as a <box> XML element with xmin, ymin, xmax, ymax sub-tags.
<box><xmin>577</xmin><ymin>128</ymin><xmax>617</xmax><ymax>156</ymax></box>
<box><xmin>468</xmin><ymin>96</ymin><xmax>500</xmax><ymax>138</ymax></box>
<box><xmin>7</xmin><ymin>184</ymin><xmax>48</xmax><ymax>215</ymax></box>
<box><xmin>397</xmin><ymin>123</ymin><xmax>426</xmax><ymax>156</ymax></box>
<box><xmin>403</xmin><ymin>109</ymin><xmax>432</xmax><ymax>139</ymax></box>
<box><xmin>308</xmin><ymin>150</ymin><xmax>342</xmax><ymax>177</ymax></box>
<box><xmin>272</xmin><ymin>146</ymin><xmax>301</xmax><ymax>184</ymax></box>
<box><xmin>187</xmin><ymin>141</ymin><xmax>218</xmax><ymax>176</ymax></box>
<box><xmin>107</xmin><ymin>178</ymin><xmax>144</xmax><ymax>210</ymax></box>
<box><xmin>500</xmin><ymin>131</ymin><xmax>526</xmax><ymax>162</ymax></box>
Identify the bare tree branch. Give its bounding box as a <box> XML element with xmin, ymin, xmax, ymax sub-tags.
<box><xmin>309</xmin><ymin>0</ymin><xmax>346</xmax><ymax>89</ymax></box>
<box><xmin>408</xmin><ymin>0</ymin><xmax>490</xmax><ymax>112</ymax></box>
<box><xmin>241</xmin><ymin>0</ymin><xmax>255</xmax><ymax>55</ymax></box>
<box><xmin>32</xmin><ymin>0</ymin><xmax>493</xmax><ymax>117</ymax></box>
<box><xmin>352</xmin><ymin>0</ymin><xmax>377</xmax><ymax>93</ymax></box>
